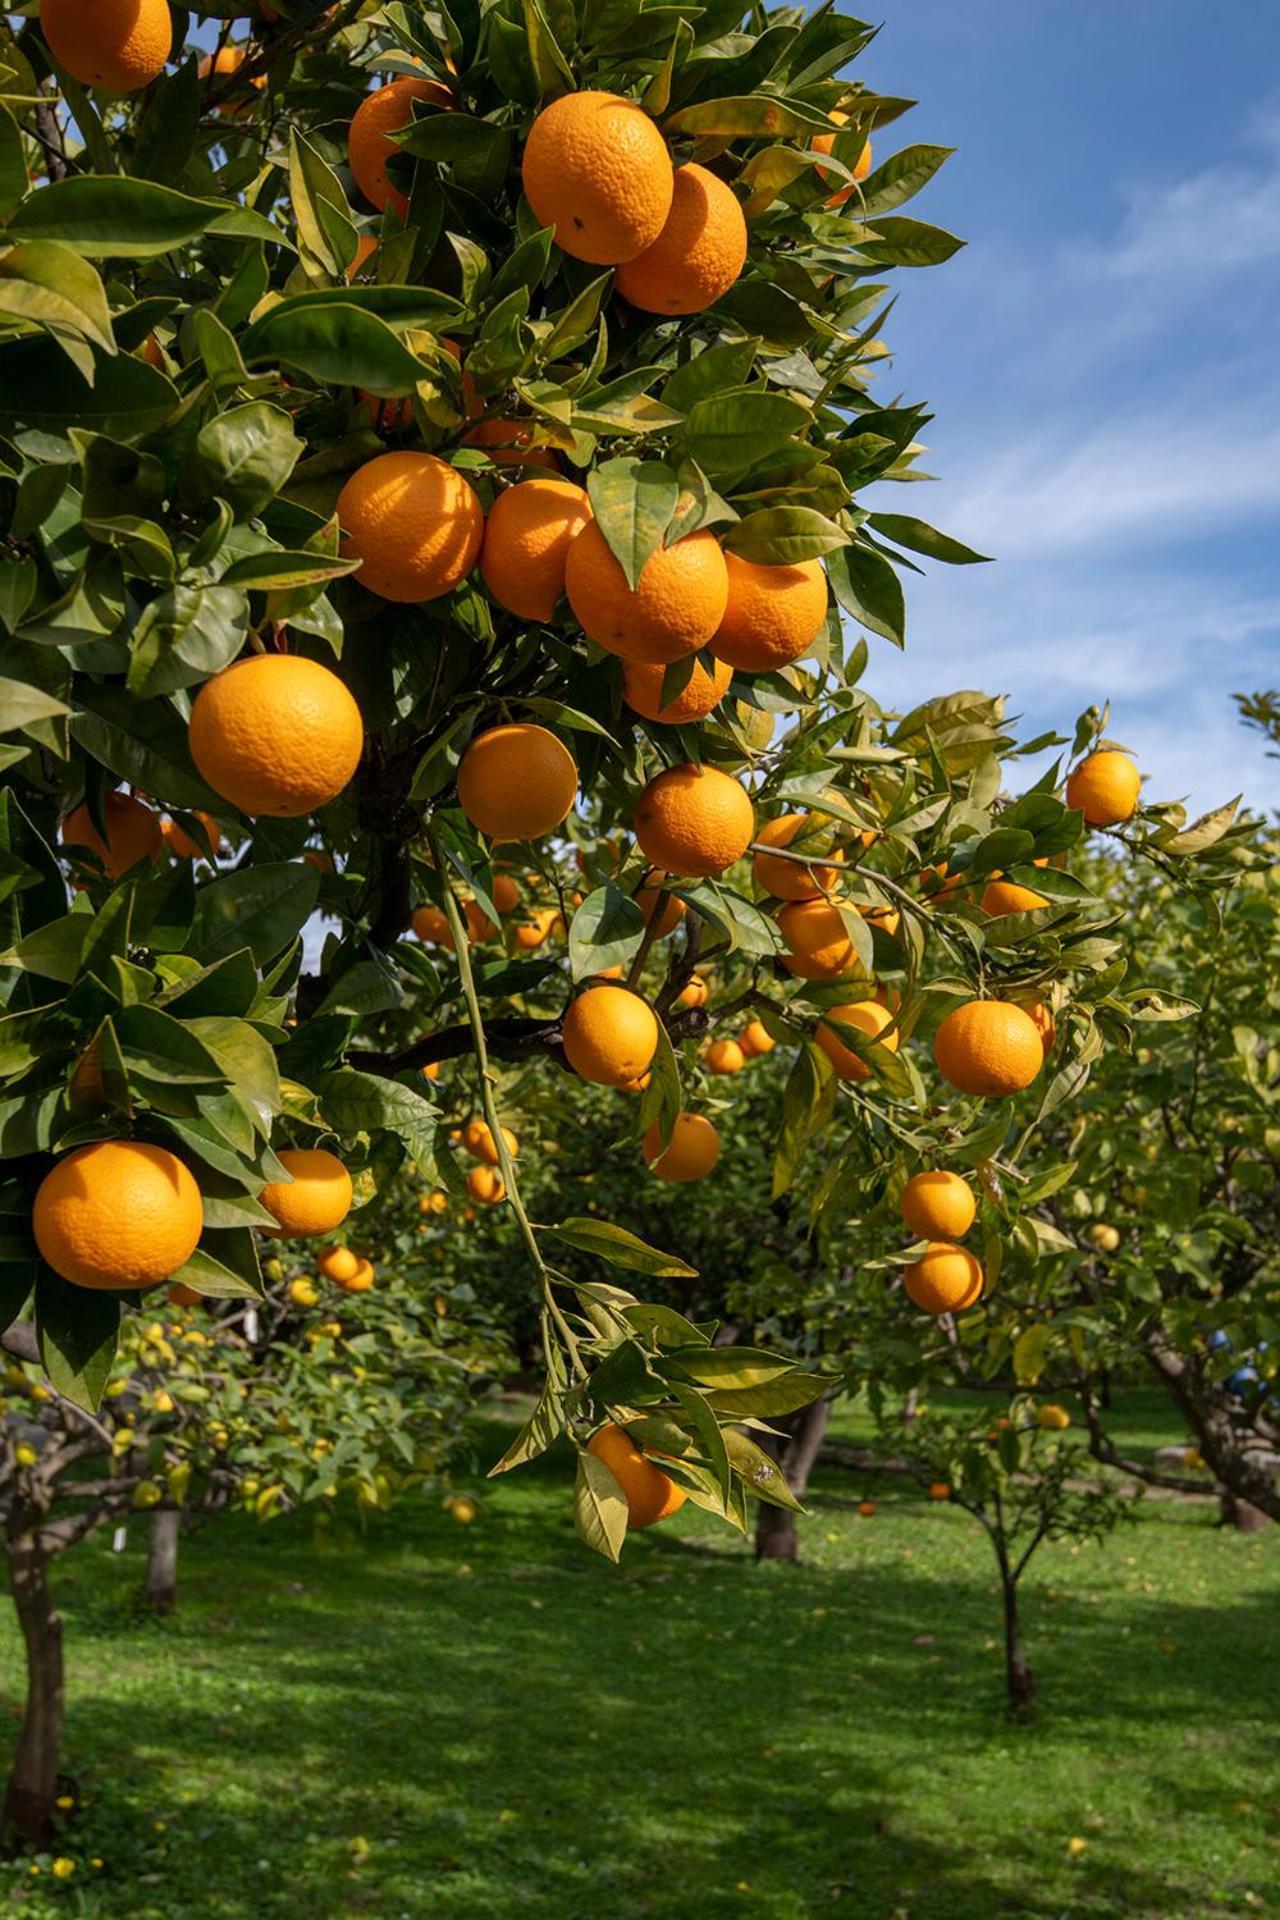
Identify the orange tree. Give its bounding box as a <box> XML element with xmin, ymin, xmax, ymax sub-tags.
<box><xmin>1</xmin><ymin>1228</ymin><xmax>509</xmax><ymax>1844</ymax></box>
<box><xmin>0</xmin><ymin>2</ymin><xmax>1251</xmax><ymax>1629</ymax></box>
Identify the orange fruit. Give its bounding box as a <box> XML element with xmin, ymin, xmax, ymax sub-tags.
<box><xmin>422</xmin><ymin>1061</ymin><xmax>441</xmax><ymax>1083</ymax></box>
<box><xmin>420</xmin><ymin>1189</ymin><xmax>448</xmax><ymax>1214</ymax></box>
<box><xmin>778</xmin><ymin>898</ymin><xmax>861</xmax><ymax>980</ymax></box>
<box><xmin>467</xmin><ymin>1165</ymin><xmax>506</xmax><ymax>1205</ymax></box>
<box><xmin>461</xmin><ymin>418</ymin><xmax>559</xmax><ymax>472</ymax></box>
<box><xmin>754</xmin><ymin>812</ymin><xmax>842</xmax><ymax>902</ymax></box>
<box><xmin>348</xmin><ymin>76</ymin><xmax>452</xmax><ymax>216</ymax></box>
<box><xmin>858</xmin><ymin>1499</ymin><xmax>877</xmax><ymax>1518</ymax></box>
<box><xmin>1066</xmin><ymin>750</ymin><xmax>1141</xmax><ymax>827</ymax></box>
<box><xmin>980</xmin><ymin>878</ymin><xmax>1048</xmax><ymax>916</ymax></box>
<box><xmin>161</xmin><ymin>811</ymin><xmax>221</xmax><ymax>861</ymax></box>
<box><xmin>634</xmin><ymin>764</ymin><xmax>754</xmax><ymax>878</ymax></box>
<box><xmin>1038</xmin><ymin>1403</ymin><xmax>1072</xmax><ymax>1431</ymax></box>
<box><xmin>189</xmin><ymin>655</ymin><xmax>363</xmax><ymax>819</ymax></box>
<box><xmin>412</xmin><ymin>905</ymin><xmax>455</xmax><ymax>949</ymax></box>
<box><xmin>635</xmin><ymin>871</ymin><xmax>685</xmax><ymax>939</ymax></box>
<box><xmin>1017</xmin><ymin>998</ymin><xmax>1057</xmax><ymax>1058</ymax></box>
<box><xmin>492</xmin><ymin>873</ymin><xmax>521</xmax><ymax>914</ymax></box>
<box><xmin>815</xmin><ymin>998</ymin><xmax>898</xmax><ymax>1082</ymax></box>
<box><xmin>587</xmin><ymin>1422</ymin><xmax>686</xmax><ymax>1527</ymax></box>
<box><xmin>812</xmin><ymin>114</ymin><xmax>872</xmax><ymax>207</ymax></box>
<box><xmin>303</xmin><ymin>849</ymin><xmax>334</xmax><ymax>874</ymax></box>
<box><xmin>456</xmin><ymin>724</ymin><xmax>578</xmax><ymax>841</ymax></box>
<box><xmin>61</xmin><ymin>792</ymin><xmax>163</xmax><ymax>878</ymax></box>
<box><xmin>338</xmin><ymin>451</ymin><xmax>483</xmax><ymax>603</ymax></box>
<box><xmin>615</xmin><ymin>164</ymin><xmax>747</xmax><ymax>315</ymax></box>
<box><xmin>33</xmin><ymin>1142</ymin><xmax>202</xmax><ymax>1291</ymax></box>
<box><xmin>197</xmin><ymin>45</ymin><xmax>264</xmax><ymax>114</ymax></box>
<box><xmin>704</xmin><ymin>1037</ymin><xmax>745</xmax><ymax>1075</ymax></box>
<box><xmin>479</xmin><ymin>478</ymin><xmax>592</xmax><ymax>622</ymax></box>
<box><xmin>903</xmin><ymin>1243</ymin><xmax>984</xmax><ymax>1315</ymax></box>
<box><xmin>358</xmin><ymin>391</ymin><xmax>414</xmax><ymax>435</ymax></box>
<box><xmin>260</xmin><ymin>1148</ymin><xmax>353</xmax><ymax>1236</ymax></box>
<box><xmin>319</xmin><ymin>1246</ymin><xmax>361</xmax><ymax>1284</ymax></box>
<box><xmin>347</xmin><ymin>233</ymin><xmax>378</xmax><ymax>280</ymax></box>
<box><xmin>935</xmin><ymin>1000</ymin><xmax>1044</xmax><ymax>1097</ymax></box>
<box><xmin>900</xmin><ymin>1171</ymin><xmax>976</xmax><ymax>1242</ymax></box>
<box><xmin>565</xmin><ymin>523</ymin><xmax>728</xmax><ymax>664</ymax></box>
<box><xmin>41</xmin><ymin>0</ymin><xmax>171</xmax><ymax>93</ymax></box>
<box><xmin>739</xmin><ymin>1019</ymin><xmax>775</xmax><ymax>1059</ymax></box>
<box><xmin>461</xmin><ymin>1119</ymin><xmax>518</xmax><ymax>1167</ymax></box>
<box><xmin>929</xmin><ymin>1482</ymin><xmax>952</xmax><ymax>1502</ymax></box>
<box><xmin>334</xmin><ymin>1257</ymin><xmax>375</xmax><ymax>1293</ymax></box>
<box><xmin>677</xmin><ymin>974</ymin><xmax>709</xmax><ymax>1009</ymax></box>
<box><xmin>562</xmin><ymin>985</ymin><xmax>659</xmax><ymax>1087</ymax></box>
<box><xmin>622</xmin><ymin>655</ymin><xmax>733</xmax><ymax>725</ymax></box>
<box><xmin>464</xmin><ymin>899</ymin><xmax>497</xmax><ymax>942</ymax></box>
<box><xmin>168</xmin><ymin>1282</ymin><xmax>203</xmax><ymax>1309</ymax></box>
<box><xmin>644</xmin><ymin>1112</ymin><xmax>720</xmax><ymax>1183</ymax></box>
<box><xmin>710</xmin><ymin>555</ymin><xmax>828</xmax><ymax>673</ymax></box>
<box><xmin>514</xmin><ymin>906</ymin><xmax>558</xmax><ymax>950</ymax></box>
<box><xmin>521</xmin><ymin>91</ymin><xmax>673</xmax><ymax>265</ymax></box>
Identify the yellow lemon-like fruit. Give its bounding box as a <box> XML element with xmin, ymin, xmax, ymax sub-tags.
<box><xmin>319</xmin><ymin>1246</ymin><xmax>361</xmax><ymax>1284</ymax></box>
<box><xmin>980</xmin><ymin>879</ymin><xmax>1048</xmax><ymax>916</ymax></box>
<box><xmin>33</xmin><ymin>1142</ymin><xmax>202</xmax><ymax>1291</ymax></box>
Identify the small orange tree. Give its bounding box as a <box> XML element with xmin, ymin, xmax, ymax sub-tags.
<box><xmin>0</xmin><ymin>0</ymin><xmax>1248</xmax><ymax>1616</ymax></box>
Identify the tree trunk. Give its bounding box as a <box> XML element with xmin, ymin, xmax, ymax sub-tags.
<box><xmin>754</xmin><ymin>1397</ymin><xmax>831</xmax><ymax>1562</ymax></box>
<box><xmin>145</xmin><ymin>1508</ymin><xmax>182</xmax><ymax>1611</ymax></box>
<box><xmin>1220</xmin><ymin>1492</ymin><xmax>1269</xmax><ymax>1533</ymax></box>
<box><xmin>1001</xmin><ymin>1567</ymin><xmax>1035</xmax><ymax>1714</ymax></box>
<box><xmin>2</xmin><ymin>1531</ymin><xmax>64</xmax><ymax>1848</ymax></box>
<box><xmin>1144</xmin><ymin>1325</ymin><xmax>1280</xmax><ymax>1522</ymax></box>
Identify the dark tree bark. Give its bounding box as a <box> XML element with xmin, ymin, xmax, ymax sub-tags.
<box><xmin>145</xmin><ymin>1508</ymin><xmax>182</xmax><ymax>1612</ymax></box>
<box><xmin>2</xmin><ymin>1530</ymin><xmax>64</xmax><ymax>1848</ymax></box>
<box><xmin>1220</xmin><ymin>1493</ymin><xmax>1269</xmax><ymax>1533</ymax></box>
<box><xmin>1000</xmin><ymin>1562</ymin><xmax>1035</xmax><ymax>1713</ymax></box>
<box><xmin>754</xmin><ymin>1396</ymin><xmax>831</xmax><ymax>1562</ymax></box>
<box><xmin>1143</xmin><ymin>1327</ymin><xmax>1280</xmax><ymax>1523</ymax></box>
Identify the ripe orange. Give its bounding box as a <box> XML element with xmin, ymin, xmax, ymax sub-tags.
<box><xmin>467</xmin><ymin>1165</ymin><xmax>506</xmax><ymax>1205</ymax></box>
<box><xmin>1017</xmin><ymin>998</ymin><xmax>1057</xmax><ymax>1059</ymax></box>
<box><xmin>161</xmin><ymin>811</ymin><xmax>221</xmax><ymax>862</ymax></box>
<box><xmin>33</xmin><ymin>1142</ymin><xmax>202</xmax><ymax>1291</ymax></box>
<box><xmin>587</xmin><ymin>1422</ymin><xmax>686</xmax><ymax>1527</ymax></box>
<box><xmin>644</xmin><ymin>1112</ymin><xmax>720</xmax><ymax>1183</ymax></box>
<box><xmin>622</xmin><ymin>655</ymin><xmax>733</xmax><ymax>725</ymax></box>
<box><xmin>514</xmin><ymin>905</ymin><xmax>558</xmax><ymax>950</ymax></box>
<box><xmin>634</xmin><ymin>764</ymin><xmax>754</xmax><ymax>878</ymax></box>
<box><xmin>455</xmin><ymin>724</ymin><xmax>578</xmax><ymax>841</ymax></box>
<box><xmin>900</xmin><ymin>1170</ymin><xmax>976</xmax><ymax>1242</ymax></box>
<box><xmin>812</xmin><ymin>114</ymin><xmax>872</xmax><ymax>207</ymax></box>
<box><xmin>1066</xmin><ymin>749</ymin><xmax>1141</xmax><ymax>827</ymax></box>
<box><xmin>492</xmin><ymin>873</ymin><xmax>521</xmax><ymax>915</ymax></box>
<box><xmin>615</xmin><ymin>164</ymin><xmax>747</xmax><ymax>315</ymax></box>
<box><xmin>338</xmin><ymin>451</ymin><xmax>483</xmax><ymax>603</ymax></box>
<box><xmin>677</xmin><ymin>974</ymin><xmax>709</xmax><ymax>1009</ymax></box>
<box><xmin>319</xmin><ymin>1246</ymin><xmax>361</xmax><ymax>1284</ymax></box>
<box><xmin>168</xmin><ymin>1282</ymin><xmax>203</xmax><ymax>1309</ymax></box>
<box><xmin>858</xmin><ymin>1499</ymin><xmax>877</xmax><ymax>1518</ymax></box>
<box><xmin>461</xmin><ymin>1119</ymin><xmax>518</xmax><ymax>1167</ymax></box>
<box><xmin>461</xmin><ymin>418</ymin><xmax>559</xmax><ymax>472</ymax></box>
<box><xmin>635</xmin><ymin>872</ymin><xmax>685</xmax><ymax>939</ymax></box>
<box><xmin>334</xmin><ymin>1257</ymin><xmax>374</xmax><ymax>1293</ymax></box>
<box><xmin>903</xmin><ymin>1243</ymin><xmax>984</xmax><ymax>1315</ymax></box>
<box><xmin>521</xmin><ymin>91</ymin><xmax>673</xmax><ymax>265</ymax></box>
<box><xmin>815</xmin><ymin>998</ymin><xmax>898</xmax><ymax>1082</ymax></box>
<box><xmin>61</xmin><ymin>792</ymin><xmax>163</xmax><ymax>878</ymax></box>
<box><xmin>565</xmin><ymin>523</ymin><xmax>728</xmax><ymax>664</ymax></box>
<box><xmin>260</xmin><ymin>1148</ymin><xmax>353</xmax><ymax>1236</ymax></box>
<box><xmin>562</xmin><ymin>985</ymin><xmax>659</xmax><ymax>1086</ymax></box>
<box><xmin>189</xmin><ymin>655</ymin><xmax>364</xmax><ymax>819</ymax></box>
<box><xmin>412</xmin><ymin>905</ymin><xmax>455</xmax><ymax>949</ymax></box>
<box><xmin>1038</xmin><ymin>1403</ymin><xmax>1072</xmax><ymax>1431</ymax></box>
<box><xmin>704</xmin><ymin>1038</ymin><xmax>744</xmax><ymax>1075</ymax></box>
<box><xmin>197</xmin><ymin>45</ymin><xmax>264</xmax><ymax>114</ymax></box>
<box><xmin>754</xmin><ymin>812</ymin><xmax>842</xmax><ymax>902</ymax></box>
<box><xmin>980</xmin><ymin>878</ymin><xmax>1048</xmax><ymax>916</ymax></box>
<box><xmin>480</xmin><ymin>478</ymin><xmax>592</xmax><ymax>621</ymax></box>
<box><xmin>348</xmin><ymin>76</ymin><xmax>452</xmax><ymax>216</ymax></box>
<box><xmin>710</xmin><ymin>555</ymin><xmax>828</xmax><ymax>672</ymax></box>
<box><xmin>934</xmin><ymin>1000</ymin><xmax>1044</xmax><ymax>1097</ymax></box>
<box><xmin>41</xmin><ymin>0</ymin><xmax>171</xmax><ymax>93</ymax></box>
<box><xmin>359</xmin><ymin>391</ymin><xmax>414</xmax><ymax>435</ymax></box>
<box><xmin>928</xmin><ymin>1482</ymin><xmax>952</xmax><ymax>1502</ymax></box>
<box><xmin>739</xmin><ymin>1019</ymin><xmax>775</xmax><ymax>1059</ymax></box>
<box><xmin>347</xmin><ymin>233</ymin><xmax>378</xmax><ymax>280</ymax></box>
<box><xmin>778</xmin><ymin>898</ymin><xmax>861</xmax><ymax>980</ymax></box>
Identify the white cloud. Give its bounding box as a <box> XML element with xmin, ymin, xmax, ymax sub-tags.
<box><xmin>1093</xmin><ymin>111</ymin><xmax>1280</xmax><ymax>282</ymax></box>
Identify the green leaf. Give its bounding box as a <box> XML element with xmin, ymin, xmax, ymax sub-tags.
<box><xmin>664</xmin><ymin>95</ymin><xmax>833</xmax><ymax>138</ymax></box>
<box><xmin>131</xmin><ymin>55</ymin><xmax>202</xmax><ymax>184</ymax></box>
<box><xmin>192</xmin><ymin>403</ymin><xmax>304</xmax><ymax>519</ymax></box>
<box><xmin>574</xmin><ymin>1447</ymin><xmax>629</xmax><ymax>1562</ymax></box>
<box><xmin>0</xmin><ymin>241</ymin><xmax>115</xmax><ymax>356</ymax></box>
<box><xmin>317</xmin><ymin>1068</ymin><xmax>438</xmax><ymax>1154</ymax></box>
<box><xmin>288</xmin><ymin>126</ymin><xmax>358</xmax><ymax>278</ymax></box>
<box><xmin>663</xmin><ymin>339</ymin><xmax>760</xmax><ymax>416</ymax></box>
<box><xmin>723</xmin><ymin>506</ymin><xmax>848</xmax><ymax>564</ymax></box>
<box><xmin>488</xmin><ymin>1372</ymin><xmax>567</xmax><ymax>1474</ymax></box>
<box><xmin>190</xmin><ymin>864</ymin><xmax>320</xmax><ymax>966</ymax></box>
<box><xmin>523</xmin><ymin>0</ymin><xmax>576</xmax><ymax>98</ymax></box>
<box><xmin>0</xmin><ymin>337</ymin><xmax>176</xmax><ymax>435</ymax></box>
<box><xmin>0</xmin><ymin>677</ymin><xmax>70</xmax><ymax>736</ymax></box>
<box><xmin>586</xmin><ymin>457</ymin><xmax>680</xmax><ymax>590</ymax></box>
<box><xmin>723</xmin><ymin>1427</ymin><xmax>804</xmax><ymax>1511</ymax></box>
<box><xmin>858</xmin><ymin>216</ymin><xmax>966</xmax><ymax>267</ymax></box>
<box><xmin>6</xmin><ymin>176</ymin><xmax>230</xmax><ymax>257</ymax></box>
<box><xmin>35</xmin><ymin>1267</ymin><xmax>120</xmax><ymax>1412</ymax></box>
<box><xmin>168</xmin><ymin>1229</ymin><xmax>264</xmax><ymax>1300</ymax></box>
<box><xmin>1013</xmin><ymin>1323</ymin><xmax>1052</xmax><ymax>1386</ymax></box>
<box><xmin>549</xmin><ymin>1217</ymin><xmax>697</xmax><ymax>1279</ymax></box>
<box><xmin>72</xmin><ymin>684</ymin><xmax>225</xmax><ymax>814</ymax></box>
<box><xmin>867</xmin><ymin>513</ymin><xmax>991</xmax><ymax>566</ymax></box>
<box><xmin>662</xmin><ymin>1346</ymin><xmax>799</xmax><ymax>1390</ymax></box>
<box><xmin>683</xmin><ymin>388</ymin><xmax>811</xmax><ymax>478</ymax></box>
<box><xmin>827</xmin><ymin>541</ymin><xmax>905</xmax><ymax>646</ymax></box>
<box><xmin>705</xmin><ymin>1373</ymin><xmax>829</xmax><ymax>1418</ymax></box>
<box><xmin>127</xmin><ymin>583</ymin><xmax>249</xmax><ymax>696</ymax></box>
<box><xmin>0</xmin><ymin>100</ymin><xmax>23</xmax><ymax>221</ymax></box>
<box><xmin>567</xmin><ymin>883</ymin><xmax>646</xmax><ymax>981</ymax></box>
<box><xmin>857</xmin><ymin>144</ymin><xmax>954</xmax><ymax>216</ymax></box>
<box><xmin>240</xmin><ymin>301</ymin><xmax>430</xmax><ymax>396</ymax></box>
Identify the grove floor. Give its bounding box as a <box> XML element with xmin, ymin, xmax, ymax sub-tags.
<box><xmin>1</xmin><ymin>1390</ymin><xmax>1277</xmax><ymax>1919</ymax></box>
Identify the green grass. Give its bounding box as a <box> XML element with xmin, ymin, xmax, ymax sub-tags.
<box><xmin>2</xmin><ymin>1389</ymin><xmax>1278</xmax><ymax>1919</ymax></box>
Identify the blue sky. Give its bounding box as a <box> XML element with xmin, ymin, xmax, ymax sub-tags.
<box><xmin>853</xmin><ymin>0</ymin><xmax>1280</xmax><ymax>814</ymax></box>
